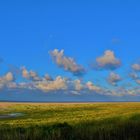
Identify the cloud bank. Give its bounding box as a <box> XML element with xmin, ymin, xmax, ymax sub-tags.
<box><xmin>1</xmin><ymin>48</ymin><xmax>140</xmax><ymax>102</ymax></box>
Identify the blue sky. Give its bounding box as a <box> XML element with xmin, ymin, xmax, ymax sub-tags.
<box><xmin>0</xmin><ymin>0</ymin><xmax>140</xmax><ymax>101</ymax></box>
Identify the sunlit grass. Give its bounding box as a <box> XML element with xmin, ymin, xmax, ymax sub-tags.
<box><xmin>0</xmin><ymin>102</ymin><xmax>140</xmax><ymax>140</ymax></box>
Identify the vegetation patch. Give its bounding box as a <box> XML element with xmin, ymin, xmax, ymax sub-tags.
<box><xmin>0</xmin><ymin>102</ymin><xmax>140</xmax><ymax>140</ymax></box>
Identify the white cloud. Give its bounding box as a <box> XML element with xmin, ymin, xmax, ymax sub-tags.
<box><xmin>50</xmin><ymin>49</ymin><xmax>85</xmax><ymax>76</ymax></box>
<box><xmin>7</xmin><ymin>82</ymin><xmax>17</xmax><ymax>89</ymax></box>
<box><xmin>1</xmin><ymin>72</ymin><xmax>140</xmax><ymax>97</ymax></box>
<box><xmin>93</xmin><ymin>50</ymin><xmax>121</xmax><ymax>70</ymax></box>
<box><xmin>21</xmin><ymin>67</ymin><xmax>29</xmax><ymax>79</ymax></box>
<box><xmin>0</xmin><ymin>63</ymin><xmax>140</xmax><ymax>98</ymax></box>
<box><xmin>29</xmin><ymin>71</ymin><xmax>41</xmax><ymax>81</ymax></box>
<box><xmin>36</xmin><ymin>76</ymin><xmax>67</xmax><ymax>92</ymax></box>
<box><xmin>18</xmin><ymin>82</ymin><xmax>36</xmax><ymax>90</ymax></box>
<box><xmin>129</xmin><ymin>72</ymin><xmax>140</xmax><ymax>85</ymax></box>
<box><xmin>108</xmin><ymin>72</ymin><xmax>122</xmax><ymax>86</ymax></box>
<box><xmin>0</xmin><ymin>72</ymin><xmax>15</xmax><ymax>88</ymax></box>
<box><xmin>5</xmin><ymin>72</ymin><xmax>14</xmax><ymax>82</ymax></box>
<box><xmin>86</xmin><ymin>81</ymin><xmax>101</xmax><ymax>92</ymax></box>
<box><xmin>44</xmin><ymin>74</ymin><xmax>53</xmax><ymax>81</ymax></box>
<box><xmin>74</xmin><ymin>79</ymin><xmax>84</xmax><ymax>91</ymax></box>
<box><xmin>129</xmin><ymin>72</ymin><xmax>139</xmax><ymax>80</ymax></box>
<box><xmin>135</xmin><ymin>79</ymin><xmax>140</xmax><ymax>85</ymax></box>
<box><xmin>132</xmin><ymin>63</ymin><xmax>140</xmax><ymax>71</ymax></box>
<box><xmin>0</xmin><ymin>72</ymin><xmax>14</xmax><ymax>84</ymax></box>
<box><xmin>21</xmin><ymin>67</ymin><xmax>41</xmax><ymax>81</ymax></box>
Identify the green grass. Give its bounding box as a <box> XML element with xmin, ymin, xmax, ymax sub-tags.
<box><xmin>0</xmin><ymin>102</ymin><xmax>140</xmax><ymax>140</ymax></box>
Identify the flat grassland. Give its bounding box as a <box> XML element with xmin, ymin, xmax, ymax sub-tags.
<box><xmin>0</xmin><ymin>102</ymin><xmax>140</xmax><ymax>140</ymax></box>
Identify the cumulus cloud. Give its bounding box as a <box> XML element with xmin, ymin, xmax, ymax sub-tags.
<box><xmin>92</xmin><ymin>50</ymin><xmax>121</xmax><ymax>70</ymax></box>
<box><xmin>74</xmin><ymin>79</ymin><xmax>84</xmax><ymax>91</ymax></box>
<box><xmin>17</xmin><ymin>82</ymin><xmax>37</xmax><ymax>90</ymax></box>
<box><xmin>108</xmin><ymin>72</ymin><xmax>122</xmax><ymax>86</ymax></box>
<box><xmin>132</xmin><ymin>63</ymin><xmax>140</xmax><ymax>72</ymax></box>
<box><xmin>36</xmin><ymin>76</ymin><xmax>67</xmax><ymax>92</ymax></box>
<box><xmin>21</xmin><ymin>67</ymin><xmax>41</xmax><ymax>81</ymax></box>
<box><xmin>86</xmin><ymin>81</ymin><xmax>101</xmax><ymax>92</ymax></box>
<box><xmin>5</xmin><ymin>72</ymin><xmax>14</xmax><ymax>82</ymax></box>
<box><xmin>0</xmin><ymin>72</ymin><xmax>14</xmax><ymax>83</ymax></box>
<box><xmin>29</xmin><ymin>71</ymin><xmax>41</xmax><ymax>81</ymax></box>
<box><xmin>0</xmin><ymin>72</ymin><xmax>15</xmax><ymax>89</ymax></box>
<box><xmin>135</xmin><ymin>79</ymin><xmax>140</xmax><ymax>85</ymax></box>
<box><xmin>6</xmin><ymin>82</ymin><xmax>17</xmax><ymax>89</ymax></box>
<box><xmin>44</xmin><ymin>74</ymin><xmax>53</xmax><ymax>81</ymax></box>
<box><xmin>1</xmin><ymin>71</ymin><xmax>140</xmax><ymax>97</ymax></box>
<box><xmin>2</xmin><ymin>47</ymin><xmax>140</xmax><ymax>100</ymax></box>
<box><xmin>129</xmin><ymin>72</ymin><xmax>140</xmax><ymax>85</ymax></box>
<box><xmin>129</xmin><ymin>72</ymin><xmax>139</xmax><ymax>80</ymax></box>
<box><xmin>21</xmin><ymin>67</ymin><xmax>29</xmax><ymax>79</ymax></box>
<box><xmin>50</xmin><ymin>49</ymin><xmax>85</xmax><ymax>76</ymax></box>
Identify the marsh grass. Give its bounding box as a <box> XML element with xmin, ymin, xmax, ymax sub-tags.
<box><xmin>0</xmin><ymin>103</ymin><xmax>140</xmax><ymax>140</ymax></box>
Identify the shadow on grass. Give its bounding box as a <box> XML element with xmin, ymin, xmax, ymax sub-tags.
<box><xmin>1</xmin><ymin>114</ymin><xmax>140</xmax><ymax>140</ymax></box>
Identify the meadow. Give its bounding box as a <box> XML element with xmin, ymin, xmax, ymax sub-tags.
<box><xmin>0</xmin><ymin>102</ymin><xmax>140</xmax><ymax>140</ymax></box>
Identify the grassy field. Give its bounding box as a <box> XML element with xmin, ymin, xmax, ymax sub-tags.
<box><xmin>0</xmin><ymin>102</ymin><xmax>140</xmax><ymax>140</ymax></box>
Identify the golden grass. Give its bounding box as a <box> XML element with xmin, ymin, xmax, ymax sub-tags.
<box><xmin>0</xmin><ymin>102</ymin><xmax>140</xmax><ymax>127</ymax></box>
